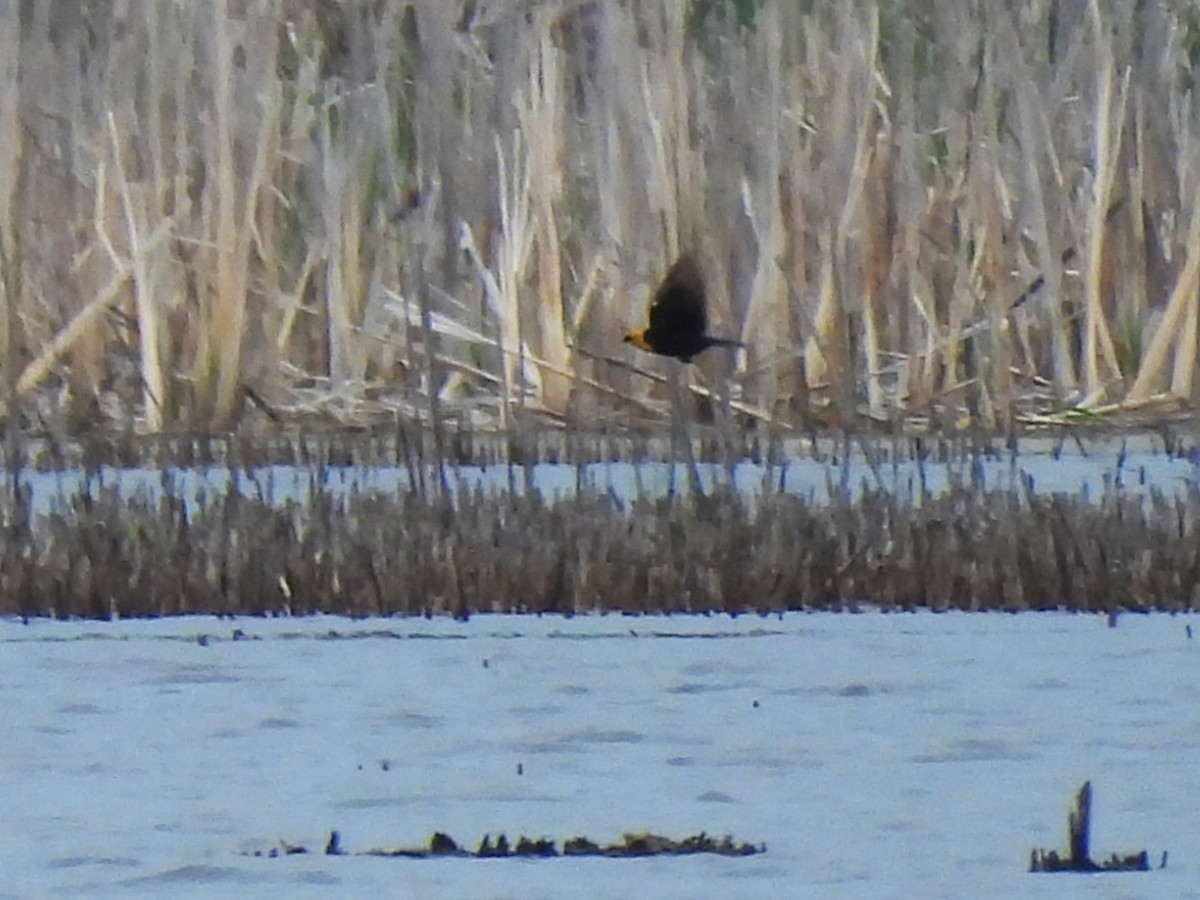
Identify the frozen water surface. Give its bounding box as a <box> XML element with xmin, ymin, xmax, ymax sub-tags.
<box><xmin>18</xmin><ymin>440</ymin><xmax>1200</xmax><ymax>515</ymax></box>
<box><xmin>3</xmin><ymin>611</ymin><xmax>1198</xmax><ymax>899</ymax></box>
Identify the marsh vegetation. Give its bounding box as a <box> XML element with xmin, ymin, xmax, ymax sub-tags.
<box><xmin>2</xmin><ymin>429</ymin><xmax>1198</xmax><ymax>619</ymax></box>
<box><xmin>3</xmin><ymin>4</ymin><xmax>1200</xmax><ymax>619</ymax></box>
<box><xmin>2</xmin><ymin>2</ymin><xmax>1200</xmax><ymax>437</ymax></box>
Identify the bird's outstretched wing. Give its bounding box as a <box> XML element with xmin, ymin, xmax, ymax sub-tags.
<box><xmin>648</xmin><ymin>255</ymin><xmax>707</xmax><ymax>341</ymax></box>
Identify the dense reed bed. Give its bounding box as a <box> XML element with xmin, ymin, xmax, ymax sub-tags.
<box><xmin>3</xmin><ymin>447</ymin><xmax>1197</xmax><ymax>620</ymax></box>
<box><xmin>5</xmin><ymin>2</ymin><xmax>1200</xmax><ymax>439</ymax></box>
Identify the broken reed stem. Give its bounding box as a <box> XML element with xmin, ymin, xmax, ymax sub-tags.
<box><xmin>1128</xmin><ymin>173</ymin><xmax>1200</xmax><ymax>402</ymax></box>
<box><xmin>107</xmin><ymin>111</ymin><xmax>168</xmax><ymax>429</ymax></box>
<box><xmin>495</xmin><ymin>132</ymin><xmax>533</xmax><ymax>425</ymax></box>
<box><xmin>521</xmin><ymin>14</ymin><xmax>572</xmax><ymax>415</ymax></box>
<box><xmin>16</xmin><ymin>266</ymin><xmax>132</xmax><ymax>398</ymax></box>
<box><xmin>1069</xmin><ymin>781</ymin><xmax>1092</xmax><ymax>865</ymax></box>
<box><xmin>208</xmin><ymin>0</ymin><xmax>245</xmax><ymax>424</ymax></box>
<box><xmin>408</xmin><ymin>233</ymin><xmax>450</xmax><ymax>499</ymax></box>
<box><xmin>205</xmin><ymin>2</ymin><xmax>279</xmax><ymax>426</ymax></box>
<box><xmin>1081</xmin><ymin>3</ymin><xmax>1128</xmax><ymax>401</ymax></box>
<box><xmin>0</xmin><ymin>0</ymin><xmax>20</xmax><ymax>450</ymax></box>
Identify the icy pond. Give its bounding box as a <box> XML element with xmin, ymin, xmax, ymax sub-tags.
<box><xmin>16</xmin><ymin>436</ymin><xmax>1200</xmax><ymax>515</ymax></box>
<box><xmin>3</xmin><ymin>611</ymin><xmax>1197</xmax><ymax>899</ymax></box>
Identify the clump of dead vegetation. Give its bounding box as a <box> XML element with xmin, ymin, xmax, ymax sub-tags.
<box><xmin>1031</xmin><ymin>782</ymin><xmax>1160</xmax><ymax>874</ymax></box>
<box><xmin>253</xmin><ymin>828</ymin><xmax>764</xmax><ymax>860</ymax></box>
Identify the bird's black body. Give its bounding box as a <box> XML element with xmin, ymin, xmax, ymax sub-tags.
<box><xmin>623</xmin><ymin>255</ymin><xmax>740</xmax><ymax>362</ymax></box>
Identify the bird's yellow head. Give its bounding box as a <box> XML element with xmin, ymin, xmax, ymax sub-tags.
<box><xmin>623</xmin><ymin>329</ymin><xmax>653</xmax><ymax>352</ymax></box>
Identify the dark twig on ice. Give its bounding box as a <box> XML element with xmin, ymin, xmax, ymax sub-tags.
<box><xmin>324</xmin><ymin>830</ymin><xmax>344</xmax><ymax>856</ymax></box>
<box><xmin>1030</xmin><ymin>781</ymin><xmax>1160</xmax><ymax>873</ymax></box>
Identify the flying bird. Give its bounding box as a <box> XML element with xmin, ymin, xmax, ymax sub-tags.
<box><xmin>623</xmin><ymin>255</ymin><xmax>741</xmax><ymax>363</ymax></box>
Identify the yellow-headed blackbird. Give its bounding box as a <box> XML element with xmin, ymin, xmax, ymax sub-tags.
<box><xmin>623</xmin><ymin>255</ymin><xmax>741</xmax><ymax>362</ymax></box>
